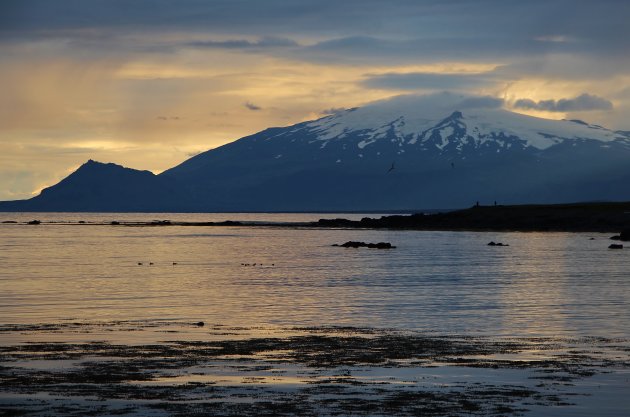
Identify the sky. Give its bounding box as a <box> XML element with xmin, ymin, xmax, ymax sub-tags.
<box><xmin>1</xmin><ymin>0</ymin><xmax>629</xmax><ymax>200</ymax></box>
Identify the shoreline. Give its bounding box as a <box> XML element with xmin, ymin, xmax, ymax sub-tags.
<box><xmin>3</xmin><ymin>202</ymin><xmax>630</xmax><ymax>233</ymax></box>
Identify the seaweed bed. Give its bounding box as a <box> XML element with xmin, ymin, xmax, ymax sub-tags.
<box><xmin>1</xmin><ymin>323</ymin><xmax>629</xmax><ymax>416</ymax></box>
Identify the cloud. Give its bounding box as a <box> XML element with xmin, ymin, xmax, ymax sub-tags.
<box><xmin>244</xmin><ymin>102</ymin><xmax>262</xmax><ymax>111</ymax></box>
<box><xmin>494</xmin><ymin>55</ymin><xmax>630</xmax><ymax>81</ymax></box>
<box><xmin>2</xmin><ymin>2</ymin><xmax>628</xmax><ymax>86</ymax></box>
<box><xmin>457</xmin><ymin>96</ymin><xmax>504</xmax><ymax>109</ymax></box>
<box><xmin>614</xmin><ymin>86</ymin><xmax>630</xmax><ymax>99</ymax></box>
<box><xmin>185</xmin><ymin>36</ymin><xmax>298</xmax><ymax>50</ymax></box>
<box><xmin>320</xmin><ymin>107</ymin><xmax>347</xmax><ymax>115</ymax></box>
<box><xmin>362</xmin><ymin>71</ymin><xmax>496</xmax><ymax>91</ymax></box>
<box><xmin>294</xmin><ymin>33</ymin><xmax>624</xmax><ymax>67</ymax></box>
<box><xmin>513</xmin><ymin>94</ymin><xmax>613</xmax><ymax>112</ymax></box>
<box><xmin>3</xmin><ymin>1</ymin><xmax>627</xmax><ymax>43</ymax></box>
<box><xmin>4</xmin><ymin>2</ymin><xmax>628</xmax><ymax>64</ymax></box>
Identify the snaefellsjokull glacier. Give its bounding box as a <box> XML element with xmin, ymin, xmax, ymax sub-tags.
<box><xmin>2</xmin><ymin>93</ymin><xmax>630</xmax><ymax>212</ymax></box>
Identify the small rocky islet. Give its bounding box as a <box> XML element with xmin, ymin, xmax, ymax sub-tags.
<box><xmin>332</xmin><ymin>241</ymin><xmax>396</xmax><ymax>249</ymax></box>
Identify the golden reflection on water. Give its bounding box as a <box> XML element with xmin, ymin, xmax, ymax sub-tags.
<box><xmin>1</xmin><ymin>215</ymin><xmax>629</xmax><ymax>339</ymax></box>
<box><xmin>491</xmin><ymin>232</ymin><xmax>629</xmax><ymax>337</ymax></box>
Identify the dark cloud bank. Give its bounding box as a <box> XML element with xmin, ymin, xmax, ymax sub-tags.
<box><xmin>513</xmin><ymin>94</ymin><xmax>613</xmax><ymax>112</ymax></box>
<box><xmin>2</xmin><ymin>0</ymin><xmax>627</xmax><ymax>63</ymax></box>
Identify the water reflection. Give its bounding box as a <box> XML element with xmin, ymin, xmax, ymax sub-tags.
<box><xmin>1</xmin><ymin>216</ymin><xmax>629</xmax><ymax>338</ymax></box>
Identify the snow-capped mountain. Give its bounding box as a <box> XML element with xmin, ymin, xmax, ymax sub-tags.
<box><xmin>165</xmin><ymin>93</ymin><xmax>628</xmax><ymax>180</ymax></box>
<box><xmin>302</xmin><ymin>92</ymin><xmax>623</xmax><ymax>151</ymax></box>
<box><xmin>2</xmin><ymin>93</ymin><xmax>630</xmax><ymax>212</ymax></box>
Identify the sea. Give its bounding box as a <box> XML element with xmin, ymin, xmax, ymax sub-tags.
<box><xmin>1</xmin><ymin>212</ymin><xmax>628</xmax><ymax>338</ymax></box>
<box><xmin>2</xmin><ymin>212</ymin><xmax>630</xmax><ymax>416</ymax></box>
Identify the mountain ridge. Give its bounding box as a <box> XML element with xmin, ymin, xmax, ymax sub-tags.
<box><xmin>2</xmin><ymin>93</ymin><xmax>630</xmax><ymax>212</ymax></box>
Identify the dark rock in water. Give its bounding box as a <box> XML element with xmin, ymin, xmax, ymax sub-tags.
<box><xmin>318</xmin><ymin>218</ymin><xmax>357</xmax><ymax>227</ymax></box>
<box><xmin>335</xmin><ymin>241</ymin><xmax>396</xmax><ymax>249</ymax></box>
<box><xmin>610</xmin><ymin>230</ymin><xmax>630</xmax><ymax>241</ymax></box>
<box><xmin>608</xmin><ymin>244</ymin><xmax>623</xmax><ymax>249</ymax></box>
<box><xmin>27</xmin><ymin>220</ymin><xmax>41</xmax><ymax>225</ymax></box>
<box><xmin>589</xmin><ymin>237</ymin><xmax>595</xmax><ymax>240</ymax></box>
<box><xmin>367</xmin><ymin>242</ymin><xmax>395</xmax><ymax>249</ymax></box>
<box><xmin>196</xmin><ymin>321</ymin><xmax>205</xmax><ymax>327</ymax></box>
<box><xmin>217</xmin><ymin>220</ymin><xmax>243</xmax><ymax>226</ymax></box>
<box><xmin>150</xmin><ymin>220</ymin><xmax>172</xmax><ymax>225</ymax></box>
<box><xmin>335</xmin><ymin>241</ymin><xmax>364</xmax><ymax>248</ymax></box>
<box><xmin>488</xmin><ymin>241</ymin><xmax>509</xmax><ymax>246</ymax></box>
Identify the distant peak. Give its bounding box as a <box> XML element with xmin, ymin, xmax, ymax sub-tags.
<box><xmin>70</xmin><ymin>160</ymin><xmax>155</xmax><ymax>179</ymax></box>
<box><xmin>78</xmin><ymin>160</ymin><xmax>133</xmax><ymax>172</ymax></box>
<box><xmin>83</xmin><ymin>159</ymin><xmax>109</xmax><ymax>166</ymax></box>
<box><xmin>80</xmin><ymin>159</ymin><xmax>111</xmax><ymax>168</ymax></box>
<box><xmin>434</xmin><ymin>110</ymin><xmax>465</xmax><ymax>128</ymax></box>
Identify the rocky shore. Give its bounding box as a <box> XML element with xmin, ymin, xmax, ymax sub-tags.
<box><xmin>314</xmin><ymin>202</ymin><xmax>630</xmax><ymax>233</ymax></box>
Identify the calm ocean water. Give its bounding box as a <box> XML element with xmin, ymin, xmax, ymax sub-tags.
<box><xmin>1</xmin><ymin>212</ymin><xmax>629</xmax><ymax>338</ymax></box>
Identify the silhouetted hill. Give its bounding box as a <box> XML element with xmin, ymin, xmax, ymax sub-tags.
<box><xmin>0</xmin><ymin>160</ymin><xmax>188</xmax><ymax>212</ymax></box>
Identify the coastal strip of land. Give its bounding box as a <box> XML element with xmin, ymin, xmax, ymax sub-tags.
<box><xmin>4</xmin><ymin>202</ymin><xmax>630</xmax><ymax>233</ymax></box>
<box><xmin>313</xmin><ymin>202</ymin><xmax>630</xmax><ymax>232</ymax></box>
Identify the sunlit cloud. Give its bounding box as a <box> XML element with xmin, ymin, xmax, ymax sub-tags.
<box><xmin>320</xmin><ymin>107</ymin><xmax>348</xmax><ymax>115</ymax></box>
<box><xmin>185</xmin><ymin>36</ymin><xmax>299</xmax><ymax>50</ymax></box>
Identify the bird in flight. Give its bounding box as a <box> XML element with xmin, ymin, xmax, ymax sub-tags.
<box><xmin>387</xmin><ymin>162</ymin><xmax>395</xmax><ymax>173</ymax></box>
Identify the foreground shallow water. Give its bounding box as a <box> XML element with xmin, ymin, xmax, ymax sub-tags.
<box><xmin>1</xmin><ymin>213</ymin><xmax>629</xmax><ymax>415</ymax></box>
<box><xmin>1</xmin><ymin>323</ymin><xmax>629</xmax><ymax>417</ymax></box>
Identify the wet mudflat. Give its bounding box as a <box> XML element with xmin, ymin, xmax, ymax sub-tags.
<box><xmin>1</xmin><ymin>322</ymin><xmax>628</xmax><ymax>416</ymax></box>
